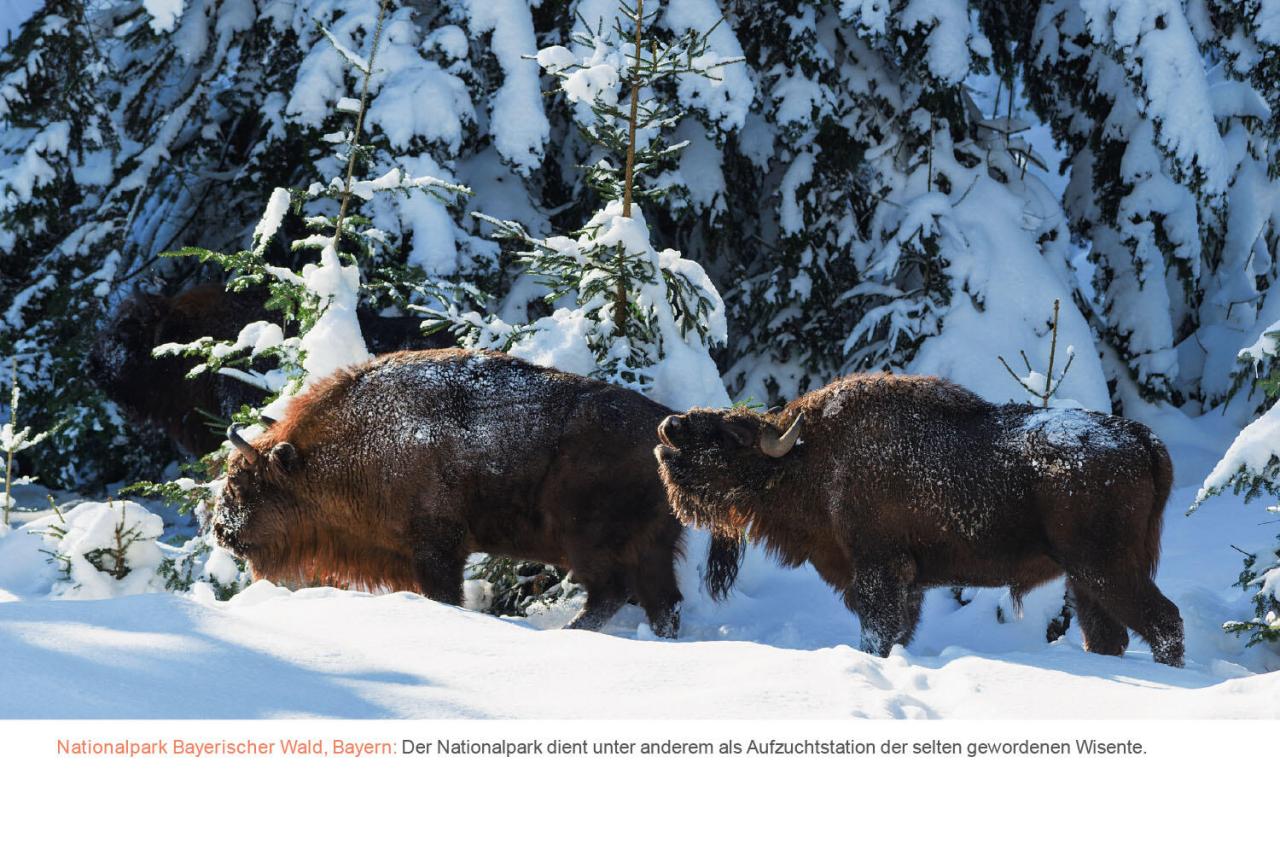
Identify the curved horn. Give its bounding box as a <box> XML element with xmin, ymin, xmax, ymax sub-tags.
<box><xmin>259</xmin><ymin>415</ymin><xmax>277</xmax><ymax>427</ymax></box>
<box><xmin>226</xmin><ymin>425</ymin><xmax>262</xmax><ymax>463</ymax></box>
<box><xmin>759</xmin><ymin>412</ymin><xmax>803</xmax><ymax>459</ymax></box>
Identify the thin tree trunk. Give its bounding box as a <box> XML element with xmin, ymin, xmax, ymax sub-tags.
<box><xmin>333</xmin><ymin>0</ymin><xmax>391</xmax><ymax>251</ymax></box>
<box><xmin>615</xmin><ymin>0</ymin><xmax>645</xmax><ymax>336</ymax></box>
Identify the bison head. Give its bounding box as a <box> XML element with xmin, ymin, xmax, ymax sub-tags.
<box><xmin>86</xmin><ymin>293</ymin><xmax>166</xmax><ymax>401</ymax></box>
<box><xmin>654</xmin><ymin>407</ymin><xmax>803</xmax><ymax>600</ymax></box>
<box><xmin>654</xmin><ymin>407</ymin><xmax>803</xmax><ymax>531</ymax></box>
<box><xmin>212</xmin><ymin>423</ymin><xmax>303</xmax><ymax>570</ymax></box>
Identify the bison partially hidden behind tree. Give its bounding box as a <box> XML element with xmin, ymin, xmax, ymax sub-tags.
<box><xmin>87</xmin><ymin>283</ymin><xmax>452</xmax><ymax>457</ymax></box>
<box><xmin>655</xmin><ymin>373</ymin><xmax>1185</xmax><ymax>666</ymax></box>
<box><xmin>212</xmin><ymin>348</ymin><xmax>692</xmax><ymax>636</ymax></box>
<box><xmin>86</xmin><ymin>285</ymin><xmax>266</xmax><ymax>458</ymax></box>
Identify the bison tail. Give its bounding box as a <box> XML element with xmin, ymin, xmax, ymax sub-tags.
<box><xmin>1141</xmin><ymin>429</ymin><xmax>1174</xmax><ymax>579</ymax></box>
<box><xmin>705</xmin><ymin>530</ymin><xmax>744</xmax><ymax>602</ymax></box>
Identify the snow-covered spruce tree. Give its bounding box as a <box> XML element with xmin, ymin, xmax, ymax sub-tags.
<box><xmin>421</xmin><ymin>0</ymin><xmax>741</xmax><ymax>610</ymax></box>
<box><xmin>425</xmin><ymin>0</ymin><xmax>735</xmax><ymax>411</ymax></box>
<box><xmin>1</xmin><ymin>359</ymin><xmax>54</xmax><ymax>531</ymax></box>
<box><xmin>709</xmin><ymin>2</ymin><xmax>1110</xmax><ymax>411</ymax></box>
<box><xmin>0</xmin><ymin>1</ymin><xmax>122</xmax><ymax>485</ymax></box>
<box><xmin>1195</xmin><ymin>394</ymin><xmax>1280</xmax><ymax>648</ymax></box>
<box><xmin>142</xmin><ymin>0</ymin><xmax>468</xmax><ymax>597</ymax></box>
<box><xmin>0</xmin><ymin>0</ymin><xmax>536</xmax><ymax>487</ymax></box>
<box><xmin>1025</xmin><ymin>0</ymin><xmax>1280</xmax><ymax>413</ymax></box>
<box><xmin>1224</xmin><ymin>527</ymin><xmax>1280</xmax><ymax>648</ymax></box>
<box><xmin>166</xmin><ymin>3</ymin><xmax>468</xmax><ymax>400</ymax></box>
<box><xmin>1197</xmin><ymin>320</ymin><xmax>1280</xmax><ymax>649</ymax></box>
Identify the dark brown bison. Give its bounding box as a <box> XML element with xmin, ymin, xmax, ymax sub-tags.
<box><xmin>87</xmin><ymin>284</ymin><xmax>452</xmax><ymax>456</ymax></box>
<box><xmin>655</xmin><ymin>373</ymin><xmax>1184</xmax><ymax>666</ymax></box>
<box><xmin>86</xmin><ymin>285</ymin><xmax>265</xmax><ymax>457</ymax></box>
<box><xmin>213</xmin><ymin>348</ymin><xmax>707</xmax><ymax>636</ymax></box>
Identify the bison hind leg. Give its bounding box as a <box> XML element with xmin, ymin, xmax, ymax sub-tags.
<box><xmin>1072</xmin><ymin>575</ymin><xmax>1184</xmax><ymax>667</ymax></box>
<box><xmin>1121</xmin><ymin>579</ymin><xmax>1184</xmax><ymax>668</ymax></box>
<box><xmin>1068</xmin><ymin>579</ymin><xmax>1129</xmax><ymax>657</ymax></box>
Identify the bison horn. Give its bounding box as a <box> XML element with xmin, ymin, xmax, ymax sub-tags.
<box><xmin>259</xmin><ymin>415</ymin><xmax>277</xmax><ymax>427</ymax></box>
<box><xmin>226</xmin><ymin>425</ymin><xmax>262</xmax><ymax>463</ymax></box>
<box><xmin>759</xmin><ymin>412</ymin><xmax>803</xmax><ymax>458</ymax></box>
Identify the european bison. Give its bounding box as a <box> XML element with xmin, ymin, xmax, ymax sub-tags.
<box><xmin>86</xmin><ymin>285</ymin><xmax>265</xmax><ymax>457</ymax></box>
<box><xmin>213</xmin><ymin>348</ymin><xmax>704</xmax><ymax>636</ymax></box>
<box><xmin>87</xmin><ymin>284</ymin><xmax>452</xmax><ymax>456</ymax></box>
<box><xmin>654</xmin><ymin>373</ymin><xmax>1184</xmax><ymax>666</ymax></box>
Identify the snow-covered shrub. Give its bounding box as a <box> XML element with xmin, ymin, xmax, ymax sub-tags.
<box><xmin>36</xmin><ymin>497</ymin><xmax>239</xmax><ymax>600</ymax></box>
<box><xmin>997</xmin><ymin>299</ymin><xmax>1081</xmax><ymax>409</ymax></box>
<box><xmin>467</xmin><ymin>557</ymin><xmax>580</xmax><ymax>617</ymax></box>
<box><xmin>41</xmin><ymin>500</ymin><xmax>167</xmax><ymax>598</ymax></box>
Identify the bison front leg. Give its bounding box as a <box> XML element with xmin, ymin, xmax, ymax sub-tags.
<box><xmin>413</xmin><ymin>552</ymin><xmax>465</xmax><ymax>606</ymax></box>
<box><xmin>564</xmin><ymin>575</ymin><xmax>627</xmax><ymax>633</ymax></box>
<box><xmin>630</xmin><ymin>537</ymin><xmax>683</xmax><ymax>639</ymax></box>
<box><xmin>410</xmin><ymin>518</ymin><xmax>467</xmax><ymax>606</ymax></box>
<box><xmin>844</xmin><ymin>555</ymin><xmax>923</xmax><ymax>658</ymax></box>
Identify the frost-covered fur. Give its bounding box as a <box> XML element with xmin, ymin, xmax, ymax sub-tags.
<box><xmin>656</xmin><ymin>373</ymin><xmax>1184</xmax><ymax>665</ymax></box>
<box><xmin>213</xmin><ymin>349</ymin><xmax>691</xmax><ymax>636</ymax></box>
<box><xmin>88</xmin><ymin>284</ymin><xmax>452</xmax><ymax>456</ymax></box>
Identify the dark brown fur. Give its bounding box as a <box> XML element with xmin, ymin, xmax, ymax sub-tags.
<box><xmin>213</xmin><ymin>349</ymin><xmax>693</xmax><ymax>636</ymax></box>
<box><xmin>87</xmin><ymin>284</ymin><xmax>453</xmax><ymax>457</ymax></box>
<box><xmin>655</xmin><ymin>373</ymin><xmax>1184</xmax><ymax>665</ymax></box>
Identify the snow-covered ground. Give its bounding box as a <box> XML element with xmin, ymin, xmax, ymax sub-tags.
<box><xmin>2</xmin><ymin>423</ymin><xmax>1278</xmax><ymax>718</ymax></box>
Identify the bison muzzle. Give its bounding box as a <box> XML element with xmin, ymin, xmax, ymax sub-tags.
<box><xmin>213</xmin><ymin>348</ymin><xmax>706</xmax><ymax>637</ymax></box>
<box><xmin>655</xmin><ymin>373</ymin><xmax>1184</xmax><ymax>666</ymax></box>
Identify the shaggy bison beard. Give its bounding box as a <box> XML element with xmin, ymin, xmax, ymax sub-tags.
<box><xmin>656</xmin><ymin>410</ymin><xmax>795</xmax><ymax>601</ymax></box>
<box><xmin>656</xmin><ymin>376</ymin><xmax>1185</xmax><ymax>667</ymax></box>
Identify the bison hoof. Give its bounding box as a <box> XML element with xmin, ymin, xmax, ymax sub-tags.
<box><xmin>1152</xmin><ymin>643</ymin><xmax>1184</xmax><ymax>668</ymax></box>
<box><xmin>859</xmin><ymin>633</ymin><xmax>896</xmax><ymax>658</ymax></box>
<box><xmin>649</xmin><ymin>606</ymin><xmax>680</xmax><ymax>640</ymax></box>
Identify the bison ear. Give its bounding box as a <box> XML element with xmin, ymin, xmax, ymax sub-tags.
<box><xmin>269</xmin><ymin>442</ymin><xmax>299</xmax><ymax>473</ymax></box>
<box><xmin>720</xmin><ymin>420</ymin><xmax>755</xmax><ymax>447</ymax></box>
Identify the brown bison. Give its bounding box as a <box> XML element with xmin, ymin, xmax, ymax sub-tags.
<box><xmin>87</xmin><ymin>284</ymin><xmax>452</xmax><ymax>456</ymax></box>
<box><xmin>213</xmin><ymin>348</ymin><xmax>707</xmax><ymax>637</ymax></box>
<box><xmin>655</xmin><ymin>373</ymin><xmax>1184</xmax><ymax>666</ymax></box>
